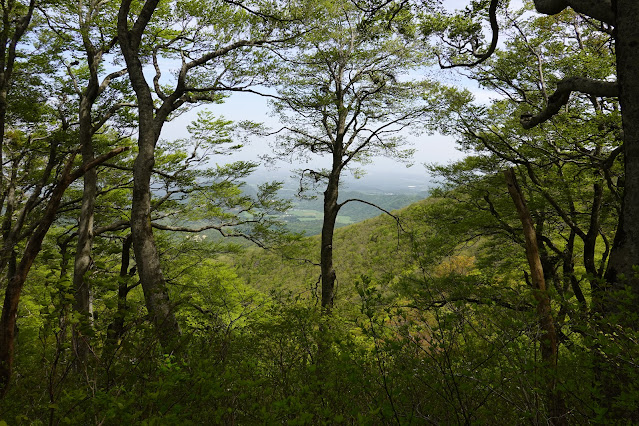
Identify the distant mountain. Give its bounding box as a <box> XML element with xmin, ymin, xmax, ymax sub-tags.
<box><xmin>243</xmin><ymin>167</ymin><xmax>436</xmax><ymax>235</ymax></box>
<box><xmin>244</xmin><ymin>166</ymin><xmax>435</xmax><ymax>193</ymax></box>
<box><xmin>225</xmin><ymin>195</ymin><xmax>434</xmax><ymax>307</ymax></box>
<box><xmin>281</xmin><ymin>190</ymin><xmax>430</xmax><ymax>235</ymax></box>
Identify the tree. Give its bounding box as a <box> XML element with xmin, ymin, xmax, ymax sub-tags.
<box><xmin>96</xmin><ymin>112</ymin><xmax>291</xmax><ymax>382</ymax></box>
<box><xmin>0</xmin><ymin>145</ymin><xmax>127</xmax><ymax>397</ymax></box>
<box><xmin>116</xmin><ymin>0</ymin><xmax>296</xmax><ymax>346</ymax></box>
<box><xmin>269</xmin><ymin>0</ymin><xmax>444</xmax><ymax>311</ymax></box>
<box><xmin>39</xmin><ymin>0</ymin><xmax>132</xmax><ymax>363</ymax></box>
<box><xmin>422</xmin><ymin>3</ymin><xmax>628</xmax><ymax>420</ymax></box>
<box><xmin>1</xmin><ymin>0</ymin><xmax>131</xmax><ymax>394</ymax></box>
<box><xmin>434</xmin><ymin>0</ymin><xmax>637</xmax><ymax>321</ymax></box>
<box><xmin>0</xmin><ymin>0</ymin><xmax>36</xmax><ymax>192</ymax></box>
<box><xmin>514</xmin><ymin>3</ymin><xmax>637</xmax><ymax>326</ymax></box>
<box><xmin>512</xmin><ymin>1</ymin><xmax>638</xmax><ymax>419</ymax></box>
<box><xmin>446</xmin><ymin>5</ymin><xmax>620</xmax><ymax>302</ymax></box>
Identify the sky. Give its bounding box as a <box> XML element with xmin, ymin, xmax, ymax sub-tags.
<box><xmin>160</xmin><ymin>0</ymin><xmax>527</xmax><ymax>182</ymax></box>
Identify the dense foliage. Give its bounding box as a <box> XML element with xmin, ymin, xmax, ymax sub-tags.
<box><xmin>0</xmin><ymin>0</ymin><xmax>637</xmax><ymax>424</ymax></box>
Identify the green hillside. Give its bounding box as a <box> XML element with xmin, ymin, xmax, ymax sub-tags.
<box><xmin>226</xmin><ymin>196</ymin><xmax>429</xmax><ymax>305</ymax></box>
<box><xmin>278</xmin><ymin>190</ymin><xmax>431</xmax><ymax>235</ymax></box>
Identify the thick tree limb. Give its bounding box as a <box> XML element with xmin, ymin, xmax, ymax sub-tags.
<box><xmin>533</xmin><ymin>0</ymin><xmax>615</xmax><ymax>26</ymax></box>
<box><xmin>520</xmin><ymin>77</ymin><xmax>619</xmax><ymax>129</ymax></box>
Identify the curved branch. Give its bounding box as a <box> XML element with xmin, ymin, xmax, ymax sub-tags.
<box><xmin>403</xmin><ymin>295</ymin><xmax>533</xmax><ymax>312</ymax></box>
<box><xmin>533</xmin><ymin>0</ymin><xmax>615</xmax><ymax>26</ymax></box>
<box><xmin>520</xmin><ymin>77</ymin><xmax>619</xmax><ymax>129</ymax></box>
<box><xmin>440</xmin><ymin>0</ymin><xmax>500</xmax><ymax>69</ymax></box>
<box><xmin>339</xmin><ymin>198</ymin><xmax>406</xmax><ymax>234</ymax></box>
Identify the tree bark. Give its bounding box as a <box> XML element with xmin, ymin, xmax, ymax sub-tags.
<box><xmin>603</xmin><ymin>0</ymin><xmax>639</xmax><ymax>319</ymax></box>
<box><xmin>533</xmin><ymin>0</ymin><xmax>614</xmax><ymax>25</ymax></box>
<box><xmin>598</xmin><ymin>1</ymin><xmax>639</xmax><ymax>419</ymax></box>
<box><xmin>504</xmin><ymin>168</ymin><xmax>564</xmax><ymax>424</ymax></box>
<box><xmin>117</xmin><ymin>0</ymin><xmax>181</xmax><ymax>348</ymax></box>
<box><xmin>103</xmin><ymin>234</ymin><xmax>133</xmax><ymax>385</ymax></box>
<box><xmin>320</xmin><ymin>172</ymin><xmax>340</xmax><ymax>311</ymax></box>
<box><xmin>528</xmin><ymin>0</ymin><xmax>639</xmax><ymax>327</ymax></box>
<box><xmin>130</xmin><ymin>126</ymin><xmax>181</xmax><ymax>346</ymax></box>
<box><xmin>72</xmin><ymin>95</ymin><xmax>97</xmax><ymax>363</ymax></box>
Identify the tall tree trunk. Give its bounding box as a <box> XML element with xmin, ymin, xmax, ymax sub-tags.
<box><xmin>72</xmin><ymin>96</ymin><xmax>97</xmax><ymax>363</ymax></box>
<box><xmin>504</xmin><ymin>168</ymin><xmax>564</xmax><ymax>424</ymax></box>
<box><xmin>131</xmin><ymin>128</ymin><xmax>181</xmax><ymax>346</ymax></box>
<box><xmin>601</xmin><ymin>4</ymin><xmax>639</xmax><ymax>418</ymax></box>
<box><xmin>117</xmin><ymin>0</ymin><xmax>181</xmax><ymax>348</ymax></box>
<box><xmin>604</xmin><ymin>0</ymin><xmax>639</xmax><ymax>318</ymax></box>
<box><xmin>320</xmin><ymin>173</ymin><xmax>340</xmax><ymax>311</ymax></box>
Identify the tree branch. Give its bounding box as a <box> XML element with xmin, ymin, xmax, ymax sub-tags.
<box><xmin>520</xmin><ymin>77</ymin><xmax>619</xmax><ymax>129</ymax></box>
<box><xmin>404</xmin><ymin>295</ymin><xmax>533</xmax><ymax>312</ymax></box>
<box><xmin>533</xmin><ymin>0</ymin><xmax>615</xmax><ymax>26</ymax></box>
<box><xmin>339</xmin><ymin>198</ymin><xmax>406</xmax><ymax>248</ymax></box>
<box><xmin>439</xmin><ymin>0</ymin><xmax>500</xmax><ymax>69</ymax></box>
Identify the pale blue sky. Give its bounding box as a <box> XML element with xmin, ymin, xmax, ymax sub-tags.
<box><xmin>161</xmin><ymin>0</ymin><xmax>526</xmax><ymax>179</ymax></box>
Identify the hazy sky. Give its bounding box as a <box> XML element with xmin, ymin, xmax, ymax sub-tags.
<box><xmin>161</xmin><ymin>0</ymin><xmax>527</xmax><ymax>179</ymax></box>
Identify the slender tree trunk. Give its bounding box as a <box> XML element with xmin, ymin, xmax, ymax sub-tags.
<box><xmin>0</xmin><ymin>0</ymin><xmax>37</xmax><ymax>197</ymax></box>
<box><xmin>320</xmin><ymin>173</ymin><xmax>340</xmax><ymax>311</ymax></box>
<box><xmin>104</xmin><ymin>234</ymin><xmax>133</xmax><ymax>385</ymax></box>
<box><xmin>504</xmin><ymin>168</ymin><xmax>564</xmax><ymax>424</ymax></box>
<box><xmin>58</xmin><ymin>237</ymin><xmax>72</xmax><ymax>348</ymax></box>
<box><xmin>72</xmin><ymin>96</ymin><xmax>97</xmax><ymax>363</ymax></box>
<box><xmin>583</xmin><ymin>182</ymin><xmax>603</xmax><ymax>278</ymax></box>
<box><xmin>0</xmin><ymin>0</ymin><xmax>35</xmax><ymax>195</ymax></box>
<box><xmin>0</xmin><ymin>170</ymin><xmax>16</xmax><ymax>273</ymax></box>
<box><xmin>562</xmin><ymin>231</ymin><xmax>587</xmax><ymax>310</ymax></box>
<box><xmin>109</xmin><ymin>234</ymin><xmax>133</xmax><ymax>346</ymax></box>
<box><xmin>0</xmin><ymin>156</ymin><xmax>79</xmax><ymax>397</ymax></box>
<box><xmin>0</xmin><ymin>100</ymin><xmax>5</xmax><ymax>193</ymax></box>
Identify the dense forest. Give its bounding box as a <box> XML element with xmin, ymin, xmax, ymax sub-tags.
<box><xmin>0</xmin><ymin>0</ymin><xmax>638</xmax><ymax>423</ymax></box>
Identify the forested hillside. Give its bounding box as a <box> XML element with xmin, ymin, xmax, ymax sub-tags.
<box><xmin>1</xmin><ymin>0</ymin><xmax>638</xmax><ymax>424</ymax></box>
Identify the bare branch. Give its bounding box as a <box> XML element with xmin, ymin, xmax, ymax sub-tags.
<box><xmin>92</xmin><ymin>103</ymin><xmax>138</xmax><ymax>134</ymax></box>
<box><xmin>151</xmin><ymin>222</ymin><xmax>268</xmax><ymax>248</ymax></box>
<box><xmin>339</xmin><ymin>198</ymin><xmax>406</xmax><ymax>248</ymax></box>
<box><xmin>403</xmin><ymin>295</ymin><xmax>533</xmax><ymax>312</ymax></box>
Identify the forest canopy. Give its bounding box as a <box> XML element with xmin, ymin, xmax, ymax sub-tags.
<box><xmin>0</xmin><ymin>0</ymin><xmax>637</xmax><ymax>423</ymax></box>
